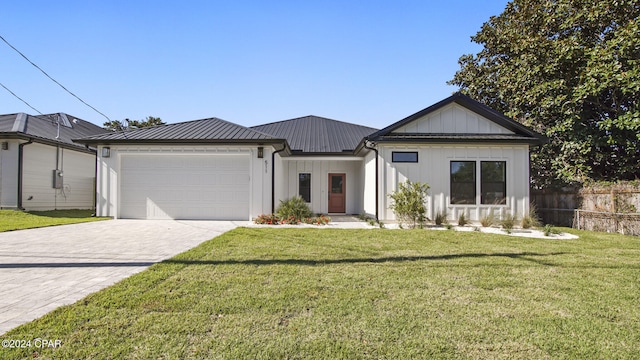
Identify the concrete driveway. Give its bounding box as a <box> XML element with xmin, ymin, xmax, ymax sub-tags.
<box><xmin>0</xmin><ymin>219</ymin><xmax>244</xmax><ymax>335</ymax></box>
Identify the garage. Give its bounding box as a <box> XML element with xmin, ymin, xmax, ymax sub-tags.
<box><xmin>119</xmin><ymin>154</ymin><xmax>250</xmax><ymax>220</ymax></box>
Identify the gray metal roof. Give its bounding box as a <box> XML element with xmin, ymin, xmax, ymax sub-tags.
<box><xmin>251</xmin><ymin>115</ymin><xmax>378</xmax><ymax>153</ymax></box>
<box><xmin>77</xmin><ymin>117</ymin><xmax>279</xmax><ymax>144</ymax></box>
<box><xmin>0</xmin><ymin>112</ymin><xmax>108</xmax><ymax>151</ymax></box>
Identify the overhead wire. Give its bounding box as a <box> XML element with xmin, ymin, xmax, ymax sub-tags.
<box><xmin>0</xmin><ymin>81</ymin><xmax>45</xmax><ymax>115</ymax></box>
<box><xmin>0</xmin><ymin>33</ymin><xmax>112</xmax><ymax>122</ymax></box>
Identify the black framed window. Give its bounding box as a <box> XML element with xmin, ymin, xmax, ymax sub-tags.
<box><xmin>392</xmin><ymin>151</ymin><xmax>418</xmax><ymax>163</ymax></box>
<box><xmin>299</xmin><ymin>173</ymin><xmax>311</xmax><ymax>202</ymax></box>
<box><xmin>450</xmin><ymin>161</ymin><xmax>476</xmax><ymax>204</ymax></box>
<box><xmin>481</xmin><ymin>161</ymin><xmax>506</xmax><ymax>204</ymax></box>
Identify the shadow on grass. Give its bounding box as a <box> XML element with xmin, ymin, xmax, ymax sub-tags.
<box><xmin>0</xmin><ymin>261</ymin><xmax>155</xmax><ymax>268</ymax></box>
<box><xmin>28</xmin><ymin>210</ymin><xmax>96</xmax><ymax>218</ymax></box>
<box><xmin>164</xmin><ymin>252</ymin><xmax>569</xmax><ymax>267</ymax></box>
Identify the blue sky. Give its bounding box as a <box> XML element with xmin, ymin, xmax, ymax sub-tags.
<box><xmin>1</xmin><ymin>1</ymin><xmax>508</xmax><ymax>129</ymax></box>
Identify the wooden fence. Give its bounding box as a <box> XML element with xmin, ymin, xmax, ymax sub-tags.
<box><xmin>531</xmin><ymin>187</ymin><xmax>640</xmax><ymax>236</ymax></box>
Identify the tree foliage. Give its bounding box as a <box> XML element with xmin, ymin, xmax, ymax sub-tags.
<box><xmin>449</xmin><ymin>0</ymin><xmax>640</xmax><ymax>187</ymax></box>
<box><xmin>103</xmin><ymin>116</ymin><xmax>165</xmax><ymax>131</ymax></box>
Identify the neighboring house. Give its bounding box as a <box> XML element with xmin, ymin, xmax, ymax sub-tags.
<box><xmin>76</xmin><ymin>93</ymin><xmax>546</xmax><ymax>222</ymax></box>
<box><xmin>0</xmin><ymin>113</ymin><xmax>107</xmax><ymax>210</ymax></box>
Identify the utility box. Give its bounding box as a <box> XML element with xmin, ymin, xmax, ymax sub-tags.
<box><xmin>53</xmin><ymin>170</ymin><xmax>63</xmax><ymax>189</ymax></box>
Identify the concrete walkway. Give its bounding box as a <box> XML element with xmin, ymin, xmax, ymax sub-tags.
<box><xmin>0</xmin><ymin>219</ymin><xmax>245</xmax><ymax>335</ymax></box>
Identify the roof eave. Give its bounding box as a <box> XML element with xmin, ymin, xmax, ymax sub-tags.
<box><xmin>1</xmin><ymin>132</ymin><xmax>96</xmax><ymax>153</ymax></box>
<box><xmin>373</xmin><ymin>137</ymin><xmax>545</xmax><ymax>146</ymax></box>
<box><xmin>73</xmin><ymin>138</ymin><xmax>287</xmax><ymax>146</ymax></box>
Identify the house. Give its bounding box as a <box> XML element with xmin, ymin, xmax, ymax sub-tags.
<box><xmin>0</xmin><ymin>112</ymin><xmax>108</xmax><ymax>210</ymax></box>
<box><xmin>75</xmin><ymin>93</ymin><xmax>546</xmax><ymax>222</ymax></box>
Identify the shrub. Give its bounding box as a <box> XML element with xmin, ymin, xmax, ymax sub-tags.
<box><xmin>388</xmin><ymin>180</ymin><xmax>430</xmax><ymax>229</ymax></box>
<box><xmin>501</xmin><ymin>212</ymin><xmax>517</xmax><ymax>233</ymax></box>
<box><xmin>276</xmin><ymin>196</ymin><xmax>312</xmax><ymax>220</ymax></box>
<box><xmin>521</xmin><ymin>204</ymin><xmax>542</xmax><ymax>229</ymax></box>
<box><xmin>254</xmin><ymin>214</ymin><xmax>280</xmax><ymax>225</ymax></box>
<box><xmin>480</xmin><ymin>211</ymin><xmax>495</xmax><ymax>227</ymax></box>
<box><xmin>543</xmin><ymin>224</ymin><xmax>562</xmax><ymax>236</ymax></box>
<box><xmin>458</xmin><ymin>212</ymin><xmax>469</xmax><ymax>226</ymax></box>
<box><xmin>435</xmin><ymin>211</ymin><xmax>447</xmax><ymax>226</ymax></box>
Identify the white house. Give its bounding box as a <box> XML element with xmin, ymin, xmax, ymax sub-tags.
<box><xmin>76</xmin><ymin>93</ymin><xmax>546</xmax><ymax>222</ymax></box>
<box><xmin>0</xmin><ymin>113</ymin><xmax>107</xmax><ymax>210</ymax></box>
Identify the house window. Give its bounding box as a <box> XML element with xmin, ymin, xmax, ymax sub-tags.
<box><xmin>392</xmin><ymin>151</ymin><xmax>418</xmax><ymax>163</ymax></box>
<box><xmin>450</xmin><ymin>161</ymin><xmax>476</xmax><ymax>204</ymax></box>
<box><xmin>481</xmin><ymin>161</ymin><xmax>506</xmax><ymax>204</ymax></box>
<box><xmin>299</xmin><ymin>173</ymin><xmax>311</xmax><ymax>202</ymax></box>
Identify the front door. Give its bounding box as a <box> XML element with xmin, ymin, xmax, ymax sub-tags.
<box><xmin>328</xmin><ymin>173</ymin><xmax>346</xmax><ymax>213</ymax></box>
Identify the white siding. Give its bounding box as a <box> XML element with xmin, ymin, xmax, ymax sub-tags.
<box><xmin>394</xmin><ymin>103</ymin><xmax>514</xmax><ymax>134</ymax></box>
<box><xmin>380</xmin><ymin>144</ymin><xmax>530</xmax><ymax>222</ymax></box>
<box><xmin>0</xmin><ymin>139</ymin><xmax>20</xmax><ymax>208</ymax></box>
<box><xmin>276</xmin><ymin>157</ymin><xmax>364</xmax><ymax>215</ymax></box>
<box><xmin>21</xmin><ymin>143</ymin><xmax>95</xmax><ymax>210</ymax></box>
<box><xmin>362</xmin><ymin>150</ymin><xmax>377</xmax><ymax>218</ymax></box>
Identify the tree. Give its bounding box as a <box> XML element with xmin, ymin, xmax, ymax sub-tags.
<box><xmin>449</xmin><ymin>0</ymin><xmax>640</xmax><ymax>187</ymax></box>
<box><xmin>103</xmin><ymin>116</ymin><xmax>165</xmax><ymax>131</ymax></box>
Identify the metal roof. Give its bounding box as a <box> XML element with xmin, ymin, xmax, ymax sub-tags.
<box><xmin>367</xmin><ymin>92</ymin><xmax>547</xmax><ymax>145</ymax></box>
<box><xmin>251</xmin><ymin>115</ymin><xmax>378</xmax><ymax>153</ymax></box>
<box><xmin>77</xmin><ymin>117</ymin><xmax>279</xmax><ymax>144</ymax></box>
<box><xmin>0</xmin><ymin>112</ymin><xmax>108</xmax><ymax>151</ymax></box>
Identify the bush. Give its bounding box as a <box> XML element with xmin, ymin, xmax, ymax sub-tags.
<box><xmin>521</xmin><ymin>204</ymin><xmax>542</xmax><ymax>229</ymax></box>
<box><xmin>458</xmin><ymin>212</ymin><xmax>469</xmax><ymax>226</ymax></box>
<box><xmin>501</xmin><ymin>212</ymin><xmax>517</xmax><ymax>233</ymax></box>
<box><xmin>276</xmin><ymin>196</ymin><xmax>312</xmax><ymax>220</ymax></box>
<box><xmin>388</xmin><ymin>181</ymin><xmax>430</xmax><ymax>229</ymax></box>
<box><xmin>480</xmin><ymin>211</ymin><xmax>496</xmax><ymax>227</ymax></box>
<box><xmin>254</xmin><ymin>214</ymin><xmax>280</xmax><ymax>225</ymax></box>
<box><xmin>435</xmin><ymin>211</ymin><xmax>448</xmax><ymax>226</ymax></box>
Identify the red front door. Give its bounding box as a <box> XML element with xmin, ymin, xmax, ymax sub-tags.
<box><xmin>328</xmin><ymin>173</ymin><xmax>346</xmax><ymax>213</ymax></box>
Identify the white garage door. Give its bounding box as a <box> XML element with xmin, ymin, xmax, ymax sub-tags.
<box><xmin>120</xmin><ymin>154</ymin><xmax>250</xmax><ymax>220</ymax></box>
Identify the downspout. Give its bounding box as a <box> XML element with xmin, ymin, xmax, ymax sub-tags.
<box><xmin>17</xmin><ymin>139</ymin><xmax>33</xmax><ymax>210</ymax></box>
<box><xmin>363</xmin><ymin>140</ymin><xmax>379</xmax><ymax>221</ymax></box>
<box><xmin>271</xmin><ymin>145</ymin><xmax>286</xmax><ymax>214</ymax></box>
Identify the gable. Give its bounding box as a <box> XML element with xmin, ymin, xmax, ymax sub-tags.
<box><xmin>367</xmin><ymin>93</ymin><xmax>546</xmax><ymax>145</ymax></box>
<box><xmin>392</xmin><ymin>103</ymin><xmax>514</xmax><ymax>135</ymax></box>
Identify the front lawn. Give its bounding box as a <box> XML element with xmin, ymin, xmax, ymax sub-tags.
<box><xmin>2</xmin><ymin>228</ymin><xmax>639</xmax><ymax>359</ymax></box>
<box><xmin>0</xmin><ymin>209</ymin><xmax>109</xmax><ymax>232</ymax></box>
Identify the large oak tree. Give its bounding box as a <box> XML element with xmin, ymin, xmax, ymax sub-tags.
<box><xmin>449</xmin><ymin>0</ymin><xmax>639</xmax><ymax>187</ymax></box>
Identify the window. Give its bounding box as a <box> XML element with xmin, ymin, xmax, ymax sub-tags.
<box><xmin>392</xmin><ymin>151</ymin><xmax>418</xmax><ymax>163</ymax></box>
<box><xmin>481</xmin><ymin>161</ymin><xmax>506</xmax><ymax>204</ymax></box>
<box><xmin>450</xmin><ymin>161</ymin><xmax>476</xmax><ymax>204</ymax></box>
<box><xmin>299</xmin><ymin>173</ymin><xmax>311</xmax><ymax>202</ymax></box>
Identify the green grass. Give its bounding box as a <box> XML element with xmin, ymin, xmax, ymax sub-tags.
<box><xmin>2</xmin><ymin>228</ymin><xmax>639</xmax><ymax>359</ymax></box>
<box><xmin>0</xmin><ymin>209</ymin><xmax>109</xmax><ymax>232</ymax></box>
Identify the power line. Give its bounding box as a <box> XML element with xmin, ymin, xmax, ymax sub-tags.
<box><xmin>0</xmin><ymin>81</ymin><xmax>45</xmax><ymax>115</ymax></box>
<box><xmin>0</xmin><ymin>33</ymin><xmax>112</xmax><ymax>122</ymax></box>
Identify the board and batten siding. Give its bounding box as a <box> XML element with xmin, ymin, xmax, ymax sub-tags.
<box><xmin>276</xmin><ymin>158</ymin><xmax>364</xmax><ymax>215</ymax></box>
<box><xmin>96</xmin><ymin>145</ymin><xmax>273</xmax><ymax>220</ymax></box>
<box><xmin>21</xmin><ymin>143</ymin><xmax>95</xmax><ymax>210</ymax></box>
<box><xmin>393</xmin><ymin>103</ymin><xmax>514</xmax><ymax>134</ymax></box>
<box><xmin>379</xmin><ymin>144</ymin><xmax>530</xmax><ymax>222</ymax></box>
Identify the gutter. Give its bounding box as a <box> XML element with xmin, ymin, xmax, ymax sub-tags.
<box><xmin>363</xmin><ymin>140</ymin><xmax>379</xmax><ymax>221</ymax></box>
<box><xmin>271</xmin><ymin>145</ymin><xmax>287</xmax><ymax>214</ymax></box>
<box><xmin>17</xmin><ymin>139</ymin><xmax>33</xmax><ymax>210</ymax></box>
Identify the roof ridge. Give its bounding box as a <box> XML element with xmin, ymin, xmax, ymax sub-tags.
<box><xmin>251</xmin><ymin>115</ymin><xmax>378</xmax><ymax>131</ymax></box>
